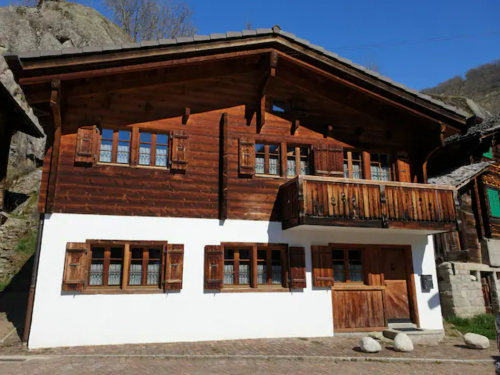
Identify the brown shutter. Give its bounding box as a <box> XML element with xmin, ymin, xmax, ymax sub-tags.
<box><xmin>164</xmin><ymin>244</ymin><xmax>184</xmax><ymax>291</ymax></box>
<box><xmin>62</xmin><ymin>242</ymin><xmax>90</xmax><ymax>292</ymax></box>
<box><xmin>74</xmin><ymin>126</ymin><xmax>98</xmax><ymax>165</ymax></box>
<box><xmin>311</xmin><ymin>245</ymin><xmax>333</xmax><ymax>287</ymax></box>
<box><xmin>314</xmin><ymin>144</ymin><xmax>343</xmax><ymax>176</ymax></box>
<box><xmin>204</xmin><ymin>245</ymin><xmax>223</xmax><ymax>290</ymax></box>
<box><xmin>396</xmin><ymin>154</ymin><xmax>411</xmax><ymax>183</ymax></box>
<box><xmin>289</xmin><ymin>247</ymin><xmax>306</xmax><ymax>289</ymax></box>
<box><xmin>171</xmin><ymin>130</ymin><xmax>189</xmax><ymax>171</ymax></box>
<box><xmin>239</xmin><ymin>138</ymin><xmax>255</xmax><ymax>176</ymax></box>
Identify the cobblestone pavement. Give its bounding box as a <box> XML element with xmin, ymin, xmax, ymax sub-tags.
<box><xmin>0</xmin><ymin>357</ymin><xmax>495</xmax><ymax>375</ymax></box>
<box><xmin>1</xmin><ymin>334</ymin><xmax>498</xmax><ymax>361</ymax></box>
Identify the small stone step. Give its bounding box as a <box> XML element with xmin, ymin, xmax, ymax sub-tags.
<box><xmin>383</xmin><ymin>328</ymin><xmax>445</xmax><ymax>345</ymax></box>
<box><xmin>387</xmin><ymin>322</ymin><xmax>418</xmax><ymax>330</ymax></box>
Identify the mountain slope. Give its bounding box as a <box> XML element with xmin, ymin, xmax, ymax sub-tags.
<box><xmin>422</xmin><ymin>59</ymin><xmax>500</xmax><ymax>116</ymax></box>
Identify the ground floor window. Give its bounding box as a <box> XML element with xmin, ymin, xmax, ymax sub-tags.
<box><xmin>222</xmin><ymin>244</ymin><xmax>286</xmax><ymax>288</ymax></box>
<box><xmin>331</xmin><ymin>248</ymin><xmax>363</xmax><ymax>283</ymax></box>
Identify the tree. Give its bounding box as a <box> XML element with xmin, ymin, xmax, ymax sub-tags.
<box><xmin>104</xmin><ymin>0</ymin><xmax>196</xmax><ymax>42</ymax></box>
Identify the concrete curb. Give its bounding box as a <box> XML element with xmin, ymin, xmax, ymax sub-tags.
<box><xmin>0</xmin><ymin>354</ymin><xmax>496</xmax><ymax>364</ymax></box>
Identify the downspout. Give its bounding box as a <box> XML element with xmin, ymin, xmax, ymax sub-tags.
<box><xmin>22</xmin><ymin>213</ymin><xmax>44</xmax><ymax>344</ymax></box>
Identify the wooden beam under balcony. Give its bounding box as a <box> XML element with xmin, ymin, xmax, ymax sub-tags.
<box><xmin>280</xmin><ymin>176</ymin><xmax>457</xmax><ymax>232</ymax></box>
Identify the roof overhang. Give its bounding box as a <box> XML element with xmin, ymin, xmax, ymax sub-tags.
<box><xmin>4</xmin><ymin>27</ymin><xmax>472</xmax><ymax>132</ymax></box>
<box><xmin>0</xmin><ymin>82</ymin><xmax>44</xmax><ymax>138</ymax></box>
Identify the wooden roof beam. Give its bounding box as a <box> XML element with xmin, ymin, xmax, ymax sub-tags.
<box><xmin>257</xmin><ymin>50</ymin><xmax>278</xmax><ymax>134</ymax></box>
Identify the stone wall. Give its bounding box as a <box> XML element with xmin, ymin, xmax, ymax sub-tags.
<box><xmin>437</xmin><ymin>261</ymin><xmax>500</xmax><ymax>318</ymax></box>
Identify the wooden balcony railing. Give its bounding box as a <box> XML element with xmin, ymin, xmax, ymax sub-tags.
<box><xmin>279</xmin><ymin>176</ymin><xmax>457</xmax><ymax>231</ymax></box>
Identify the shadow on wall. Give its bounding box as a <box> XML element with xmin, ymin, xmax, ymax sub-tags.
<box><xmin>427</xmin><ymin>291</ymin><xmax>441</xmax><ymax>310</ymax></box>
<box><xmin>0</xmin><ymin>254</ymin><xmax>33</xmax><ymax>340</ymax></box>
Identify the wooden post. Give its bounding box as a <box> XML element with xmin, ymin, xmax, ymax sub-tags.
<box><xmin>362</xmin><ymin>151</ymin><xmax>371</xmax><ymax>180</ymax></box>
<box><xmin>379</xmin><ymin>185</ymin><xmax>388</xmax><ymax>228</ymax></box>
<box><xmin>45</xmin><ymin>79</ymin><xmax>62</xmax><ymax>212</ymax></box>
<box><xmin>182</xmin><ymin>107</ymin><xmax>190</xmax><ymax>125</ymax></box>
<box><xmin>219</xmin><ymin>113</ymin><xmax>228</xmax><ymax>220</ymax></box>
<box><xmin>257</xmin><ymin>50</ymin><xmax>278</xmax><ymax>134</ymax></box>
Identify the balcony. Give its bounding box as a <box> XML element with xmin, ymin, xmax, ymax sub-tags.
<box><xmin>279</xmin><ymin>176</ymin><xmax>457</xmax><ymax>232</ymax></box>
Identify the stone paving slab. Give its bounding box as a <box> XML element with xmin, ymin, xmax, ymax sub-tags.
<box><xmin>0</xmin><ymin>357</ymin><xmax>494</xmax><ymax>375</ymax></box>
<box><xmin>0</xmin><ymin>334</ymin><xmax>498</xmax><ymax>362</ymax></box>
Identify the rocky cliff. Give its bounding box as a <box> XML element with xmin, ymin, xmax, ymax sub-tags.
<box><xmin>0</xmin><ymin>0</ymin><xmax>131</xmax><ymax>288</ymax></box>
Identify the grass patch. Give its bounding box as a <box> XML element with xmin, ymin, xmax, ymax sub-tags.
<box><xmin>15</xmin><ymin>229</ymin><xmax>38</xmax><ymax>254</ymax></box>
<box><xmin>445</xmin><ymin>314</ymin><xmax>496</xmax><ymax>340</ymax></box>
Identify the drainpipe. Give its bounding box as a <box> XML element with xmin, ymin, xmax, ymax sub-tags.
<box><xmin>22</xmin><ymin>213</ymin><xmax>44</xmax><ymax>344</ymax></box>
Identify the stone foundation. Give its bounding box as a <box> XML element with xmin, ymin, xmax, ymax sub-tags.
<box><xmin>437</xmin><ymin>262</ymin><xmax>500</xmax><ymax>318</ymax></box>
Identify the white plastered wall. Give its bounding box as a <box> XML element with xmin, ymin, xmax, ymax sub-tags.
<box><xmin>28</xmin><ymin>213</ymin><xmax>443</xmax><ymax>349</ymax></box>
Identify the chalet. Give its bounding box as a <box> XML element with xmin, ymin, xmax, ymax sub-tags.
<box><xmin>4</xmin><ymin>26</ymin><xmax>476</xmax><ymax>349</ymax></box>
<box><xmin>430</xmin><ymin>113</ymin><xmax>500</xmax><ymax>317</ymax></box>
<box><xmin>0</xmin><ymin>82</ymin><xmax>44</xmax><ymax>211</ymax></box>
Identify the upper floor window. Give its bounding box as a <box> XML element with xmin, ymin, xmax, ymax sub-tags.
<box><xmin>287</xmin><ymin>146</ymin><xmax>312</xmax><ymax>177</ymax></box>
<box><xmin>370</xmin><ymin>153</ymin><xmax>391</xmax><ymax>181</ymax></box>
<box><xmin>343</xmin><ymin>150</ymin><xmax>363</xmax><ymax>179</ymax></box>
<box><xmin>255</xmin><ymin>143</ymin><xmax>280</xmax><ymax>176</ymax></box>
<box><xmin>332</xmin><ymin>248</ymin><xmax>363</xmax><ymax>283</ymax></box>
<box><xmin>99</xmin><ymin>128</ymin><xmax>131</xmax><ymax>164</ymax></box>
<box><xmin>139</xmin><ymin>132</ymin><xmax>169</xmax><ymax>167</ymax></box>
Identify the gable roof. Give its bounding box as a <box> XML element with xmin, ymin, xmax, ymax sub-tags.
<box><xmin>445</xmin><ymin>114</ymin><xmax>500</xmax><ymax>144</ymax></box>
<box><xmin>428</xmin><ymin>161</ymin><xmax>494</xmax><ymax>188</ymax></box>
<box><xmin>0</xmin><ymin>81</ymin><xmax>44</xmax><ymax>138</ymax></box>
<box><xmin>4</xmin><ymin>25</ymin><xmax>472</xmax><ymax>125</ymax></box>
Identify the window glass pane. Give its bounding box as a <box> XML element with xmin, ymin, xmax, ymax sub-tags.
<box><xmin>139</xmin><ymin>143</ymin><xmax>151</xmax><ymax>165</ymax></box>
<box><xmin>155</xmin><ymin>145</ymin><xmax>168</xmax><ymax>167</ymax></box>
<box><xmin>108</xmin><ymin>260</ymin><xmax>122</xmax><ymax>285</ymax></box>
<box><xmin>110</xmin><ymin>247</ymin><xmax>122</xmax><ymax>259</ymax></box>
<box><xmin>101</xmin><ymin>129</ymin><xmax>113</xmax><ymax>139</ymax></box>
<box><xmin>300</xmin><ymin>147</ymin><xmax>309</xmax><ymax>156</ymax></box>
<box><xmin>89</xmin><ymin>261</ymin><xmax>104</xmax><ymax>286</ymax></box>
<box><xmin>100</xmin><ymin>140</ymin><xmax>113</xmax><ymax>163</ymax></box>
<box><xmin>269</xmin><ymin>155</ymin><xmax>279</xmax><ymax>175</ymax></box>
<box><xmin>156</xmin><ymin>134</ymin><xmax>168</xmax><ymax>144</ymax></box>
<box><xmin>224</xmin><ymin>261</ymin><xmax>234</xmax><ymax>284</ymax></box>
<box><xmin>349</xmin><ymin>250</ymin><xmax>362</xmax><ymax>261</ymax></box>
<box><xmin>255</xmin><ymin>143</ymin><xmax>265</xmax><ymax>153</ymax></box>
<box><xmin>352</xmin><ymin>162</ymin><xmax>362</xmax><ymax>179</ymax></box>
<box><xmin>371</xmin><ymin>165</ymin><xmax>381</xmax><ymax>181</ymax></box>
<box><xmin>332</xmin><ymin>250</ymin><xmax>344</xmax><ymax>260</ymax></box>
<box><xmin>119</xmin><ymin>131</ymin><xmax>130</xmax><ymax>141</ymax></box>
<box><xmin>140</xmin><ymin>132</ymin><xmax>152</xmax><ymax>143</ymax></box>
<box><xmin>269</xmin><ymin>145</ymin><xmax>279</xmax><ymax>153</ymax></box>
<box><xmin>255</xmin><ymin>155</ymin><xmax>265</xmax><ymax>174</ymax></box>
<box><xmin>117</xmin><ymin>141</ymin><xmax>130</xmax><ymax>164</ymax></box>
<box><xmin>300</xmin><ymin>159</ymin><xmax>310</xmax><ymax>175</ymax></box>
<box><xmin>240</xmin><ymin>249</ymin><xmax>250</xmax><ymax>260</ymax></box>
<box><xmin>271</xmin><ymin>250</ymin><xmax>281</xmax><ymax>285</ymax></box>
<box><xmin>287</xmin><ymin>157</ymin><xmax>296</xmax><ymax>177</ymax></box>
<box><xmin>92</xmin><ymin>247</ymin><xmax>105</xmax><ymax>259</ymax></box>
<box><xmin>257</xmin><ymin>262</ymin><xmax>267</xmax><ymax>284</ymax></box>
<box><xmin>147</xmin><ymin>248</ymin><xmax>161</xmax><ymax>286</ymax></box>
<box><xmin>132</xmin><ymin>248</ymin><xmax>143</xmax><ymax>259</ymax></box>
<box><xmin>333</xmin><ymin>261</ymin><xmax>345</xmax><ymax>271</ymax></box>
<box><xmin>129</xmin><ymin>248</ymin><xmax>143</xmax><ymax>285</ymax></box>
<box><xmin>343</xmin><ymin>161</ymin><xmax>349</xmax><ymax>178</ymax></box>
<box><xmin>239</xmin><ymin>263</ymin><xmax>250</xmax><ymax>284</ymax></box>
<box><xmin>334</xmin><ymin>272</ymin><xmax>346</xmax><ymax>282</ymax></box>
<box><xmin>224</xmin><ymin>249</ymin><xmax>234</xmax><ymax>260</ymax></box>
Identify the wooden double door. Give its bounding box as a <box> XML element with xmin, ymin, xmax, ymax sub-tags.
<box><xmin>331</xmin><ymin>245</ymin><xmax>417</xmax><ymax>332</ymax></box>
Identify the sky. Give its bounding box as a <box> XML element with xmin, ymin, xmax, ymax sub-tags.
<box><xmin>1</xmin><ymin>0</ymin><xmax>499</xmax><ymax>90</ymax></box>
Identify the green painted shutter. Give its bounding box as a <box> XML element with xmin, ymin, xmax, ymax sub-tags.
<box><xmin>487</xmin><ymin>188</ymin><xmax>500</xmax><ymax>218</ymax></box>
<box><xmin>483</xmin><ymin>147</ymin><xmax>493</xmax><ymax>159</ymax></box>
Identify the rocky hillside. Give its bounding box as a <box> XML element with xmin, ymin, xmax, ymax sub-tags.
<box><xmin>0</xmin><ymin>0</ymin><xmax>131</xmax><ymax>289</ymax></box>
<box><xmin>423</xmin><ymin>59</ymin><xmax>500</xmax><ymax>116</ymax></box>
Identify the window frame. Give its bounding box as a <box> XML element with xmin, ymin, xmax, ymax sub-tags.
<box><xmin>85</xmin><ymin>240</ymin><xmax>167</xmax><ymax>293</ymax></box>
<box><xmin>98</xmin><ymin>127</ymin><xmax>132</xmax><ymax>165</ymax></box>
<box><xmin>330</xmin><ymin>247</ymin><xmax>364</xmax><ymax>284</ymax></box>
<box><xmin>343</xmin><ymin>149</ymin><xmax>364</xmax><ymax>179</ymax></box>
<box><xmin>221</xmin><ymin>243</ymin><xmax>288</xmax><ymax>290</ymax></box>
<box><xmin>128</xmin><ymin>246</ymin><xmax>163</xmax><ymax>288</ymax></box>
<box><xmin>137</xmin><ymin>130</ymin><xmax>170</xmax><ymax>169</ymax></box>
<box><xmin>370</xmin><ymin>153</ymin><xmax>392</xmax><ymax>181</ymax></box>
<box><xmin>255</xmin><ymin>143</ymin><xmax>281</xmax><ymax>177</ymax></box>
<box><xmin>286</xmin><ymin>145</ymin><xmax>313</xmax><ymax>178</ymax></box>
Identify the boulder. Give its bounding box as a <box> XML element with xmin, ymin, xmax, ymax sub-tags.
<box><xmin>463</xmin><ymin>333</ymin><xmax>490</xmax><ymax>349</ymax></box>
<box><xmin>359</xmin><ymin>337</ymin><xmax>382</xmax><ymax>353</ymax></box>
<box><xmin>393</xmin><ymin>332</ymin><xmax>414</xmax><ymax>352</ymax></box>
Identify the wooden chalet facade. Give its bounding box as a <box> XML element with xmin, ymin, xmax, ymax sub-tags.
<box><xmin>429</xmin><ymin>114</ymin><xmax>500</xmax><ymax>317</ymax></box>
<box><xmin>5</xmin><ymin>26</ymin><xmax>475</xmax><ymax>348</ymax></box>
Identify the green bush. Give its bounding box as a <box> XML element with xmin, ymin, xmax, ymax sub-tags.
<box><xmin>446</xmin><ymin>314</ymin><xmax>496</xmax><ymax>340</ymax></box>
<box><xmin>15</xmin><ymin>229</ymin><xmax>38</xmax><ymax>254</ymax></box>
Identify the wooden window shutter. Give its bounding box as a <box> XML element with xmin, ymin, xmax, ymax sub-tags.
<box><xmin>289</xmin><ymin>247</ymin><xmax>306</xmax><ymax>289</ymax></box>
<box><xmin>314</xmin><ymin>144</ymin><xmax>343</xmax><ymax>176</ymax></box>
<box><xmin>311</xmin><ymin>245</ymin><xmax>334</xmax><ymax>287</ymax></box>
<box><xmin>239</xmin><ymin>138</ymin><xmax>255</xmax><ymax>176</ymax></box>
<box><xmin>62</xmin><ymin>242</ymin><xmax>90</xmax><ymax>292</ymax></box>
<box><xmin>171</xmin><ymin>130</ymin><xmax>189</xmax><ymax>171</ymax></box>
<box><xmin>204</xmin><ymin>245</ymin><xmax>223</xmax><ymax>290</ymax></box>
<box><xmin>396</xmin><ymin>152</ymin><xmax>411</xmax><ymax>183</ymax></box>
<box><xmin>74</xmin><ymin>126</ymin><xmax>98</xmax><ymax>165</ymax></box>
<box><xmin>164</xmin><ymin>244</ymin><xmax>184</xmax><ymax>291</ymax></box>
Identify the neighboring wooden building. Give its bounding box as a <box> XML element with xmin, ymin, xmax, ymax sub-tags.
<box><xmin>5</xmin><ymin>26</ymin><xmax>474</xmax><ymax>349</ymax></box>
<box><xmin>430</xmin><ymin>114</ymin><xmax>500</xmax><ymax>317</ymax></box>
<box><xmin>0</xmin><ymin>82</ymin><xmax>44</xmax><ymax>210</ymax></box>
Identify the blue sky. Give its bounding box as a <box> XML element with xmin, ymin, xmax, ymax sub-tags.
<box><xmin>2</xmin><ymin>0</ymin><xmax>499</xmax><ymax>90</ymax></box>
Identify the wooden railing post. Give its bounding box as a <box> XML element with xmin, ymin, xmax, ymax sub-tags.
<box><xmin>379</xmin><ymin>185</ymin><xmax>388</xmax><ymax>228</ymax></box>
<box><xmin>297</xmin><ymin>177</ymin><xmax>305</xmax><ymax>225</ymax></box>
